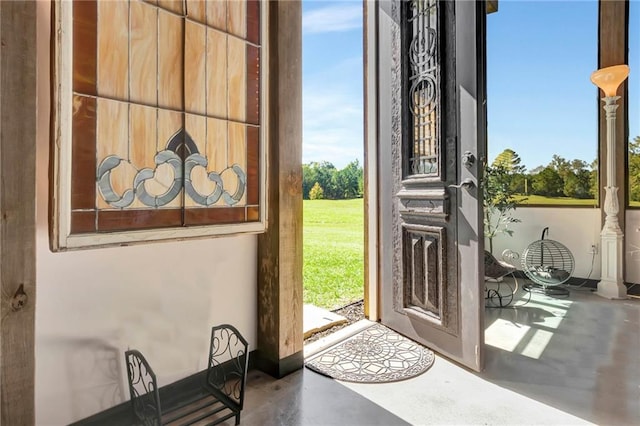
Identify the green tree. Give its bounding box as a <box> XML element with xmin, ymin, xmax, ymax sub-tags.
<box><xmin>509</xmin><ymin>173</ymin><xmax>527</xmax><ymax>194</ymax></box>
<box><xmin>302</xmin><ymin>161</ymin><xmax>337</xmax><ymax>199</ymax></box>
<box><xmin>562</xmin><ymin>159</ymin><xmax>592</xmax><ymax>199</ymax></box>
<box><xmin>492</xmin><ymin>149</ymin><xmax>526</xmax><ymax>195</ymax></box>
<box><xmin>492</xmin><ymin>148</ymin><xmax>526</xmax><ymax>174</ymax></box>
<box><xmin>629</xmin><ymin>137</ymin><xmax>640</xmax><ymax>203</ymax></box>
<box><xmin>301</xmin><ymin>162</ymin><xmax>328</xmax><ymax>200</ymax></box>
<box><xmin>589</xmin><ymin>158</ymin><xmax>599</xmax><ymax>199</ymax></box>
<box><xmin>483</xmin><ymin>163</ymin><xmax>521</xmax><ymax>254</ymax></box>
<box><xmin>550</xmin><ymin>154</ymin><xmax>571</xmax><ymax>179</ymax></box>
<box><xmin>531</xmin><ymin>166</ymin><xmax>564</xmax><ymax>196</ymax></box>
<box><xmin>302</xmin><ymin>163</ymin><xmax>315</xmax><ymax>200</ymax></box>
<box><xmin>309</xmin><ymin>182</ymin><xmax>324</xmax><ymax>200</ymax></box>
<box><xmin>303</xmin><ymin>160</ymin><xmax>364</xmax><ymax>200</ymax></box>
<box><xmin>563</xmin><ymin>172</ymin><xmax>589</xmax><ymax>198</ymax></box>
<box><xmin>333</xmin><ymin>160</ymin><xmax>363</xmax><ymax>199</ymax></box>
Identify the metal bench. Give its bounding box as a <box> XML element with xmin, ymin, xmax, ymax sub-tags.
<box><xmin>125</xmin><ymin>324</ymin><xmax>249</xmax><ymax>426</ymax></box>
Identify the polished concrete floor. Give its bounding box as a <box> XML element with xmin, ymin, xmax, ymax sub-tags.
<box><xmin>233</xmin><ymin>282</ymin><xmax>639</xmax><ymax>426</ymax></box>
<box><xmin>236</xmin><ymin>369</ymin><xmax>410</xmax><ymax>425</ymax></box>
<box><xmin>482</xmin><ymin>281</ymin><xmax>639</xmax><ymax>425</ymax></box>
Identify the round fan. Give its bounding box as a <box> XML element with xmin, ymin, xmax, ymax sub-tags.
<box><xmin>522</xmin><ymin>227</ymin><xmax>574</xmax><ymax>295</ymax></box>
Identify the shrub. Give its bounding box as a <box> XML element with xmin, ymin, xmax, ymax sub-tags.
<box><xmin>309</xmin><ymin>182</ymin><xmax>324</xmax><ymax>200</ymax></box>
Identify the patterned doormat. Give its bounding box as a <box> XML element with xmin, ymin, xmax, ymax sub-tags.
<box><xmin>305</xmin><ymin>323</ymin><xmax>435</xmax><ymax>383</ymax></box>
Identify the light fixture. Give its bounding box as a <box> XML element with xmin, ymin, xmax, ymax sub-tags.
<box><xmin>590</xmin><ymin>64</ymin><xmax>629</xmax><ymax>299</ymax></box>
<box><xmin>591</xmin><ymin>64</ymin><xmax>629</xmax><ymax>97</ymax></box>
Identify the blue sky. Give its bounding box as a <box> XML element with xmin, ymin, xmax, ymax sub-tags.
<box><xmin>488</xmin><ymin>0</ymin><xmax>639</xmax><ymax>170</ymax></box>
<box><xmin>302</xmin><ymin>0</ymin><xmax>640</xmax><ymax>171</ymax></box>
<box><xmin>302</xmin><ymin>1</ymin><xmax>363</xmax><ymax>169</ymax></box>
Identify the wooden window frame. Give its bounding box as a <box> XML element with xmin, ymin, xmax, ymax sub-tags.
<box><xmin>50</xmin><ymin>0</ymin><xmax>269</xmax><ymax>250</ymax></box>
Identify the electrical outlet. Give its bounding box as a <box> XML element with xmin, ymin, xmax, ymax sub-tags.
<box><xmin>589</xmin><ymin>244</ymin><xmax>598</xmax><ymax>254</ymax></box>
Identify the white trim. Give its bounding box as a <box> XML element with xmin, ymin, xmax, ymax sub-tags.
<box><xmin>62</xmin><ymin>0</ymin><xmax>73</xmax><ymax>243</ymax></box>
<box><xmin>63</xmin><ymin>221</ymin><xmax>266</xmax><ymax>249</ymax></box>
<box><xmin>53</xmin><ymin>0</ymin><xmax>73</xmax><ymax>250</ymax></box>
<box><xmin>365</xmin><ymin>0</ymin><xmax>379</xmax><ymax>321</ymax></box>
<box><xmin>52</xmin><ymin>0</ymin><xmax>269</xmax><ymax>250</ymax></box>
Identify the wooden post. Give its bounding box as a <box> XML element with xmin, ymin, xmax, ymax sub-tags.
<box><xmin>256</xmin><ymin>0</ymin><xmax>304</xmax><ymax>378</ymax></box>
<box><xmin>0</xmin><ymin>0</ymin><xmax>37</xmax><ymax>423</ymax></box>
<box><xmin>598</xmin><ymin>0</ymin><xmax>628</xmax><ymax>234</ymax></box>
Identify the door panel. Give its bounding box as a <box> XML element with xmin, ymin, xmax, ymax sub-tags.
<box><xmin>375</xmin><ymin>0</ymin><xmax>485</xmax><ymax>371</ymax></box>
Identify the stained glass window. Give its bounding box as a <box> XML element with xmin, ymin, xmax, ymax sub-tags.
<box><xmin>53</xmin><ymin>0</ymin><xmax>265</xmax><ymax>248</ymax></box>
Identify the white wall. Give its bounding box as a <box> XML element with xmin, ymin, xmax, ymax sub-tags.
<box><xmin>491</xmin><ymin>208</ymin><xmax>640</xmax><ymax>283</ymax></box>
<box><xmin>488</xmin><ymin>208</ymin><xmax>602</xmax><ymax>280</ymax></box>
<box><xmin>35</xmin><ymin>3</ymin><xmax>257</xmax><ymax>424</ymax></box>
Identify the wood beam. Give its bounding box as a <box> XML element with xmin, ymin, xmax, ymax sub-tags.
<box><xmin>0</xmin><ymin>0</ymin><xmax>37</xmax><ymax>423</ymax></box>
<box><xmin>598</xmin><ymin>0</ymin><xmax>628</xmax><ymax>232</ymax></box>
<box><xmin>487</xmin><ymin>1</ymin><xmax>499</xmax><ymax>15</ymax></box>
<box><xmin>256</xmin><ymin>0</ymin><xmax>304</xmax><ymax>378</ymax></box>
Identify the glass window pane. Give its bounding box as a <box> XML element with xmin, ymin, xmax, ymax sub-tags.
<box><xmin>487</xmin><ymin>1</ymin><xmax>598</xmax><ymax>207</ymax></box>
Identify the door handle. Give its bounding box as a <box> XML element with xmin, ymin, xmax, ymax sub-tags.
<box><xmin>448</xmin><ymin>178</ymin><xmax>475</xmax><ymax>190</ymax></box>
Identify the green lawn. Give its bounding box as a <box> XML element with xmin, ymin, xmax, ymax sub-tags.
<box><xmin>514</xmin><ymin>195</ymin><xmax>597</xmax><ymax>206</ymax></box>
<box><xmin>303</xmin><ymin>199</ymin><xmax>364</xmax><ymax>310</ymax></box>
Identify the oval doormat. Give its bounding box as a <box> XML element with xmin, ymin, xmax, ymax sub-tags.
<box><xmin>305</xmin><ymin>323</ymin><xmax>435</xmax><ymax>383</ymax></box>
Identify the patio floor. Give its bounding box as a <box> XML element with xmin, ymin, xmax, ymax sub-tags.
<box><xmin>234</xmin><ymin>280</ymin><xmax>638</xmax><ymax>425</ymax></box>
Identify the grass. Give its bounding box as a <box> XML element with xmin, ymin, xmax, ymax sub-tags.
<box><xmin>303</xmin><ymin>199</ymin><xmax>364</xmax><ymax>310</ymax></box>
<box><xmin>514</xmin><ymin>195</ymin><xmax>597</xmax><ymax>206</ymax></box>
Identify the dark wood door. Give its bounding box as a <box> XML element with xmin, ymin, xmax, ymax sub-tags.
<box><xmin>374</xmin><ymin>0</ymin><xmax>486</xmax><ymax>371</ymax></box>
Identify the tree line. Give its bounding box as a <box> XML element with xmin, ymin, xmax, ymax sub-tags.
<box><xmin>303</xmin><ymin>136</ymin><xmax>640</xmax><ymax>202</ymax></box>
<box><xmin>490</xmin><ymin>148</ymin><xmax>597</xmax><ymax>199</ymax></box>
<box><xmin>628</xmin><ymin>136</ymin><xmax>640</xmax><ymax>203</ymax></box>
<box><xmin>303</xmin><ymin>160</ymin><xmax>364</xmax><ymax>200</ymax></box>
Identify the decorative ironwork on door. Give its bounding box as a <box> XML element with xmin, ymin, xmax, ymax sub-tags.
<box><xmin>406</xmin><ymin>0</ymin><xmax>440</xmax><ymax>178</ymax></box>
<box><xmin>394</xmin><ymin>0</ymin><xmax>455</xmax><ymax>332</ymax></box>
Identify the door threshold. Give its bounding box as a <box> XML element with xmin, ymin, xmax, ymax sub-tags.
<box><xmin>303</xmin><ymin>319</ymin><xmax>376</xmax><ymax>360</ymax></box>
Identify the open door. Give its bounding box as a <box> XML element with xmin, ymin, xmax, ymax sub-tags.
<box><xmin>372</xmin><ymin>0</ymin><xmax>486</xmax><ymax>371</ymax></box>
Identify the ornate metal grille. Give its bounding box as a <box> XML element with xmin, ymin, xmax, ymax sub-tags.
<box><xmin>207</xmin><ymin>324</ymin><xmax>249</xmax><ymax>408</ymax></box>
<box><xmin>407</xmin><ymin>0</ymin><xmax>440</xmax><ymax>176</ymax></box>
<box><xmin>125</xmin><ymin>350</ymin><xmax>162</xmax><ymax>426</ymax></box>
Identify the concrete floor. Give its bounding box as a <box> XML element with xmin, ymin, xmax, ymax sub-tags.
<box><xmin>482</xmin><ymin>282</ymin><xmax>640</xmax><ymax>425</ymax></box>
<box><xmin>234</xmin><ymin>282</ymin><xmax>639</xmax><ymax>425</ymax></box>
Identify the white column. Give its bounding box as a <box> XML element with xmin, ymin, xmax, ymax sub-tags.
<box><xmin>597</xmin><ymin>96</ymin><xmax>627</xmax><ymax>299</ymax></box>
